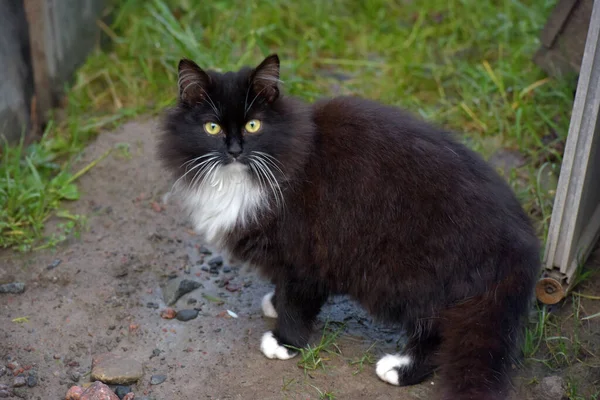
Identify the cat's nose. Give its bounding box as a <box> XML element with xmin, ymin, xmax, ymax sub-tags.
<box><xmin>227</xmin><ymin>142</ymin><xmax>243</xmax><ymax>158</ymax></box>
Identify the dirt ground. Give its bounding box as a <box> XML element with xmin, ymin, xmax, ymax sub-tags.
<box><xmin>1</xmin><ymin>119</ymin><xmax>599</xmax><ymax>399</ymax></box>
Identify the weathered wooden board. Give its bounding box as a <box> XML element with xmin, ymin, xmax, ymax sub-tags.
<box><xmin>0</xmin><ymin>0</ymin><xmax>106</xmax><ymax>143</ymax></box>
<box><xmin>534</xmin><ymin>0</ymin><xmax>593</xmax><ymax>77</ymax></box>
<box><xmin>0</xmin><ymin>1</ymin><xmax>32</xmax><ymax>142</ymax></box>
<box><xmin>541</xmin><ymin>0</ymin><xmax>600</xmax><ymax>304</ymax></box>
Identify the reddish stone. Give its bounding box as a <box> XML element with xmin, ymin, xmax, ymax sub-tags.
<box><xmin>65</xmin><ymin>385</ymin><xmax>84</xmax><ymax>400</ymax></box>
<box><xmin>80</xmin><ymin>382</ymin><xmax>119</xmax><ymax>400</ymax></box>
<box><xmin>160</xmin><ymin>308</ymin><xmax>176</xmax><ymax>319</ymax></box>
<box><xmin>123</xmin><ymin>393</ymin><xmax>135</xmax><ymax>400</ymax></box>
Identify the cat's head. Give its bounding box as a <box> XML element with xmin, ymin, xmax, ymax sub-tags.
<box><xmin>159</xmin><ymin>54</ymin><xmax>313</xmax><ymax>200</ymax></box>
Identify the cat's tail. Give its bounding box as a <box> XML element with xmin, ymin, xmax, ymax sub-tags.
<box><xmin>437</xmin><ymin>257</ymin><xmax>538</xmax><ymax>400</ymax></box>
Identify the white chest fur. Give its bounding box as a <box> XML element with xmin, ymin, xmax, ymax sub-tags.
<box><xmin>178</xmin><ymin>162</ymin><xmax>266</xmax><ymax>246</ymax></box>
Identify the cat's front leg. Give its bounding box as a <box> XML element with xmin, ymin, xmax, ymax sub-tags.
<box><xmin>260</xmin><ymin>278</ymin><xmax>328</xmax><ymax>360</ymax></box>
<box><xmin>261</xmin><ymin>291</ymin><xmax>278</xmax><ymax>318</ymax></box>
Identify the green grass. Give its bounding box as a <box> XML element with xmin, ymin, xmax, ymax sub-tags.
<box><xmin>349</xmin><ymin>342</ymin><xmax>377</xmax><ymax>375</ymax></box>
<box><xmin>1</xmin><ymin>0</ymin><xmax>574</xmax><ymax>250</ymax></box>
<box><xmin>291</xmin><ymin>321</ymin><xmax>345</xmax><ymax>372</ymax></box>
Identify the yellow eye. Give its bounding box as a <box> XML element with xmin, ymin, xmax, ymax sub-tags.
<box><xmin>204</xmin><ymin>122</ymin><xmax>222</xmax><ymax>135</ymax></box>
<box><xmin>245</xmin><ymin>119</ymin><xmax>261</xmax><ymax>133</ymax></box>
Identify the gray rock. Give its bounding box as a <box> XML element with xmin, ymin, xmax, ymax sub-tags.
<box><xmin>150</xmin><ymin>374</ymin><xmax>167</xmax><ymax>385</ymax></box>
<box><xmin>11</xmin><ymin>387</ymin><xmax>27</xmax><ymax>399</ymax></box>
<box><xmin>91</xmin><ymin>353</ymin><xmax>143</xmax><ymax>385</ymax></box>
<box><xmin>199</xmin><ymin>246</ymin><xmax>212</xmax><ymax>255</ymax></box>
<box><xmin>0</xmin><ymin>389</ymin><xmax>9</xmax><ymax>398</ymax></box>
<box><xmin>0</xmin><ymin>365</ymin><xmax>6</xmax><ymax>377</ymax></box>
<box><xmin>13</xmin><ymin>375</ymin><xmax>26</xmax><ymax>387</ymax></box>
<box><xmin>535</xmin><ymin>375</ymin><xmax>566</xmax><ymax>400</ymax></box>
<box><xmin>161</xmin><ymin>278</ymin><xmax>203</xmax><ymax>306</ymax></box>
<box><xmin>0</xmin><ymin>282</ymin><xmax>25</xmax><ymax>294</ymax></box>
<box><xmin>146</xmin><ymin>302</ymin><xmax>159</xmax><ymax>309</ymax></box>
<box><xmin>69</xmin><ymin>370</ymin><xmax>80</xmax><ymax>382</ymax></box>
<box><xmin>114</xmin><ymin>385</ymin><xmax>131</xmax><ymax>399</ymax></box>
<box><xmin>46</xmin><ymin>259</ymin><xmax>62</xmax><ymax>270</ymax></box>
<box><xmin>26</xmin><ymin>372</ymin><xmax>37</xmax><ymax>387</ymax></box>
<box><xmin>208</xmin><ymin>256</ymin><xmax>223</xmax><ymax>268</ymax></box>
<box><xmin>176</xmin><ymin>309</ymin><xmax>199</xmax><ymax>321</ymax></box>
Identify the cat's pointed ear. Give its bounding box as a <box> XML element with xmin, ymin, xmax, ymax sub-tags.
<box><xmin>178</xmin><ymin>59</ymin><xmax>210</xmax><ymax>105</ymax></box>
<box><xmin>250</xmin><ymin>54</ymin><xmax>280</xmax><ymax>103</ymax></box>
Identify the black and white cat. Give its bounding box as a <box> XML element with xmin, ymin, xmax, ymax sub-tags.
<box><xmin>159</xmin><ymin>54</ymin><xmax>541</xmax><ymax>400</ymax></box>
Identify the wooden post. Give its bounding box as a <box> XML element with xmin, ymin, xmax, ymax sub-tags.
<box><xmin>23</xmin><ymin>0</ymin><xmax>53</xmax><ymax>136</ymax></box>
<box><xmin>540</xmin><ymin>0</ymin><xmax>600</xmax><ymax>304</ymax></box>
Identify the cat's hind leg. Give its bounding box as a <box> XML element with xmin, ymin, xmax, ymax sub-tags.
<box><xmin>260</xmin><ymin>277</ymin><xmax>328</xmax><ymax>360</ymax></box>
<box><xmin>436</xmin><ymin>272</ymin><xmax>532</xmax><ymax>400</ymax></box>
<box><xmin>376</xmin><ymin>329</ymin><xmax>440</xmax><ymax>386</ymax></box>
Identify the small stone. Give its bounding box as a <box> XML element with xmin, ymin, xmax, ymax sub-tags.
<box><xmin>0</xmin><ymin>385</ymin><xmax>8</xmax><ymax>398</ymax></box>
<box><xmin>47</xmin><ymin>259</ymin><xmax>62</xmax><ymax>270</ymax></box>
<box><xmin>186</xmin><ymin>298</ymin><xmax>197</xmax><ymax>305</ymax></box>
<box><xmin>160</xmin><ymin>308</ymin><xmax>176</xmax><ymax>319</ymax></box>
<box><xmin>207</xmin><ymin>256</ymin><xmax>223</xmax><ymax>268</ymax></box>
<box><xmin>0</xmin><ymin>365</ymin><xmax>6</xmax><ymax>377</ymax></box>
<box><xmin>200</xmin><ymin>266</ymin><xmax>209</xmax><ymax>272</ymax></box>
<box><xmin>80</xmin><ymin>381</ymin><xmax>119</xmax><ymax>400</ymax></box>
<box><xmin>535</xmin><ymin>376</ymin><xmax>566</xmax><ymax>400</ymax></box>
<box><xmin>11</xmin><ymin>387</ymin><xmax>27</xmax><ymax>399</ymax></box>
<box><xmin>114</xmin><ymin>385</ymin><xmax>131</xmax><ymax>399</ymax></box>
<box><xmin>90</xmin><ymin>353</ymin><xmax>143</xmax><ymax>385</ymax></box>
<box><xmin>175</xmin><ymin>309</ymin><xmax>198</xmax><ymax>321</ymax></box>
<box><xmin>13</xmin><ymin>375</ymin><xmax>26</xmax><ymax>387</ymax></box>
<box><xmin>7</xmin><ymin>361</ymin><xmax>20</xmax><ymax>370</ymax></box>
<box><xmin>225</xmin><ymin>283</ymin><xmax>241</xmax><ymax>292</ymax></box>
<box><xmin>149</xmin><ymin>349</ymin><xmax>161</xmax><ymax>359</ymax></box>
<box><xmin>146</xmin><ymin>302</ymin><xmax>159</xmax><ymax>309</ymax></box>
<box><xmin>26</xmin><ymin>372</ymin><xmax>38</xmax><ymax>387</ymax></box>
<box><xmin>150</xmin><ymin>374</ymin><xmax>166</xmax><ymax>385</ymax></box>
<box><xmin>122</xmin><ymin>394</ymin><xmax>135</xmax><ymax>400</ymax></box>
<box><xmin>222</xmin><ymin>266</ymin><xmax>232</xmax><ymax>273</ymax></box>
<box><xmin>183</xmin><ymin>265</ymin><xmax>191</xmax><ymax>274</ymax></box>
<box><xmin>69</xmin><ymin>371</ymin><xmax>81</xmax><ymax>382</ymax></box>
<box><xmin>0</xmin><ymin>282</ymin><xmax>25</xmax><ymax>294</ymax></box>
<box><xmin>198</xmin><ymin>246</ymin><xmax>212</xmax><ymax>255</ymax></box>
<box><xmin>111</xmin><ymin>265</ymin><xmax>128</xmax><ymax>278</ymax></box>
<box><xmin>66</xmin><ymin>386</ymin><xmax>84</xmax><ymax>400</ymax></box>
<box><xmin>160</xmin><ymin>279</ymin><xmax>202</xmax><ymax>306</ymax></box>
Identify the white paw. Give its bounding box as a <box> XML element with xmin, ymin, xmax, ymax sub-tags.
<box><xmin>261</xmin><ymin>292</ymin><xmax>278</xmax><ymax>318</ymax></box>
<box><xmin>376</xmin><ymin>354</ymin><xmax>412</xmax><ymax>385</ymax></box>
<box><xmin>260</xmin><ymin>331</ymin><xmax>297</xmax><ymax>360</ymax></box>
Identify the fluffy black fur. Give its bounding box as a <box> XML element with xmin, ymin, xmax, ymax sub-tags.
<box><xmin>159</xmin><ymin>54</ymin><xmax>541</xmax><ymax>400</ymax></box>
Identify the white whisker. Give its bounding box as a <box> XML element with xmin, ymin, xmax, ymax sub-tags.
<box><xmin>172</xmin><ymin>154</ymin><xmax>220</xmax><ymax>192</ymax></box>
<box><xmin>250</xmin><ymin>154</ymin><xmax>284</xmax><ymax>210</ymax></box>
<box><xmin>253</xmin><ymin>151</ymin><xmax>286</xmax><ymax>178</ymax></box>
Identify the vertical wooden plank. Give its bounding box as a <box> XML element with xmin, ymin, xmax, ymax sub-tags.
<box><xmin>21</xmin><ymin>0</ymin><xmax>106</xmax><ymax>135</ymax></box>
<box><xmin>541</xmin><ymin>0</ymin><xmax>600</xmax><ymax>302</ymax></box>
<box><xmin>0</xmin><ymin>1</ymin><xmax>32</xmax><ymax>143</ymax></box>
<box><xmin>23</xmin><ymin>0</ymin><xmax>52</xmax><ymax>135</ymax></box>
